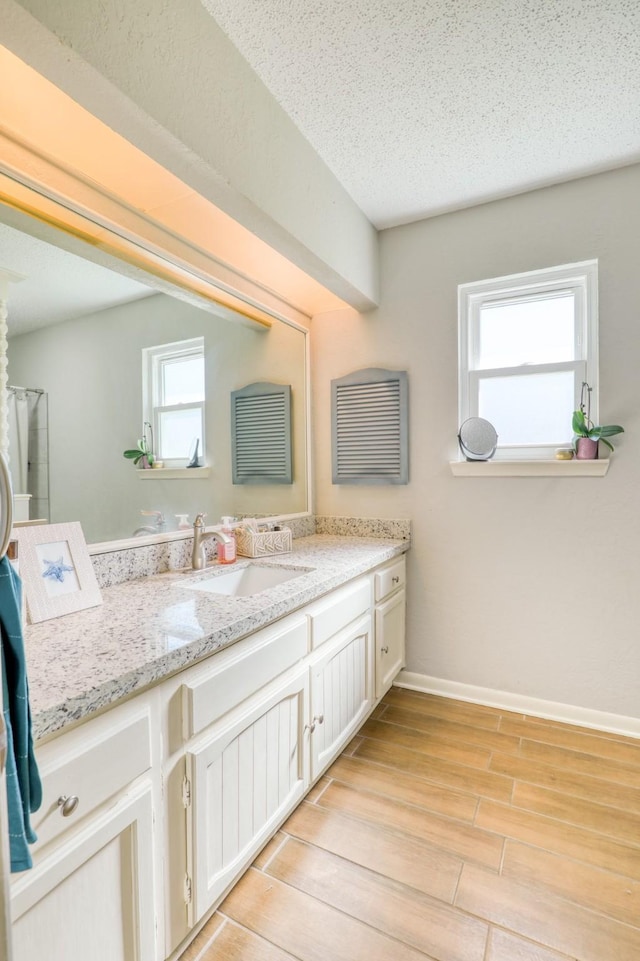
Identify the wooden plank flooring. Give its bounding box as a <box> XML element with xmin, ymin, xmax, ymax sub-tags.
<box><xmin>180</xmin><ymin>689</ymin><xmax>640</xmax><ymax>961</ymax></box>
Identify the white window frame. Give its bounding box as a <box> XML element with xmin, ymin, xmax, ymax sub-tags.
<box><xmin>458</xmin><ymin>261</ymin><xmax>598</xmax><ymax>460</ymax></box>
<box><xmin>142</xmin><ymin>337</ymin><xmax>205</xmax><ymax>467</ymax></box>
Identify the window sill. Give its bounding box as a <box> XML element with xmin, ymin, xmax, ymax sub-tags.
<box><xmin>449</xmin><ymin>459</ymin><xmax>610</xmax><ymax>477</ymax></box>
<box><xmin>137</xmin><ymin>467</ymin><xmax>211</xmax><ymax>480</ymax></box>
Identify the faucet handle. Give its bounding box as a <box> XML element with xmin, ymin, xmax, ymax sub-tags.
<box><xmin>194</xmin><ymin>512</ymin><xmax>207</xmax><ymax>527</ymax></box>
<box><xmin>141</xmin><ymin>510</ymin><xmax>165</xmax><ymax>529</ymax></box>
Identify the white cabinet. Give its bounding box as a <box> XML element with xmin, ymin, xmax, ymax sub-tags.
<box><xmin>310</xmin><ymin>614</ymin><xmax>373</xmax><ymax>779</ymax></box>
<box><xmin>171</xmin><ymin>560</ymin><xmax>404</xmax><ymax>948</ymax></box>
<box><xmin>15</xmin><ymin>551</ymin><xmax>407</xmax><ymax>960</ymax></box>
<box><xmin>185</xmin><ymin>666</ymin><xmax>309</xmax><ymax>923</ymax></box>
<box><xmin>11</xmin><ymin>783</ymin><xmax>157</xmax><ymax>961</ymax></box>
<box><xmin>308</xmin><ymin>579</ymin><xmax>371</xmax><ymax>650</ymax></box>
<box><xmin>374</xmin><ymin>558</ymin><xmax>406</xmax><ymax>698</ymax></box>
<box><xmin>10</xmin><ymin>699</ymin><xmax>159</xmax><ymax>961</ymax></box>
<box><xmin>179</xmin><ymin>579</ymin><xmax>376</xmax><ymax>930</ymax></box>
<box><xmin>30</xmin><ymin>708</ymin><xmax>153</xmax><ymax>852</ymax></box>
<box><xmin>181</xmin><ymin>615</ymin><xmax>308</xmax><ymax>739</ymax></box>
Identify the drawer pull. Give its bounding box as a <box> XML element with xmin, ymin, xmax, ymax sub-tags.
<box><xmin>380</xmin><ymin>645</ymin><xmax>389</xmax><ymax>655</ymax></box>
<box><xmin>392</xmin><ymin>576</ymin><xmax>400</xmax><ymax>585</ymax></box>
<box><xmin>304</xmin><ymin>722</ymin><xmax>316</xmax><ymax>734</ymax></box>
<box><xmin>313</xmin><ymin>714</ymin><xmax>325</xmax><ymax>725</ymax></box>
<box><xmin>57</xmin><ymin>795</ymin><xmax>80</xmax><ymax>818</ymax></box>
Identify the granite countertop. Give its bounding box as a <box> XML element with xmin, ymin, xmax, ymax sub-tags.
<box><xmin>26</xmin><ymin>535</ymin><xmax>409</xmax><ymax>741</ymax></box>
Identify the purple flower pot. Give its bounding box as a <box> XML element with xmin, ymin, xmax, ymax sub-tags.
<box><xmin>576</xmin><ymin>437</ymin><xmax>598</xmax><ymax>460</ymax></box>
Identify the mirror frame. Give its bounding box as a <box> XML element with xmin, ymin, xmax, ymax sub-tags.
<box><xmin>0</xmin><ymin>177</ymin><xmax>313</xmax><ymax>553</ymax></box>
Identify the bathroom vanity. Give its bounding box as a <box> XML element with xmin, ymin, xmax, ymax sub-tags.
<box><xmin>10</xmin><ymin>534</ymin><xmax>408</xmax><ymax>961</ymax></box>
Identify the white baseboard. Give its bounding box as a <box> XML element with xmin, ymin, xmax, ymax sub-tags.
<box><xmin>394</xmin><ymin>671</ymin><xmax>640</xmax><ymax>739</ymax></box>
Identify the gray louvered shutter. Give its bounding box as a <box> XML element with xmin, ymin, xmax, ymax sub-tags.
<box><xmin>231</xmin><ymin>382</ymin><xmax>292</xmax><ymax>484</ymax></box>
<box><xmin>332</xmin><ymin>368</ymin><xmax>408</xmax><ymax>485</ymax></box>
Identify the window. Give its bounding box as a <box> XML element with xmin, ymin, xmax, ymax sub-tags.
<box><xmin>143</xmin><ymin>337</ymin><xmax>205</xmax><ymax>465</ymax></box>
<box><xmin>458</xmin><ymin>261</ymin><xmax>598</xmax><ymax>459</ymax></box>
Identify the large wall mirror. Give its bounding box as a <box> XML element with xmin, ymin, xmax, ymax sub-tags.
<box><xmin>0</xmin><ymin>205</ymin><xmax>309</xmax><ymax>545</ymax></box>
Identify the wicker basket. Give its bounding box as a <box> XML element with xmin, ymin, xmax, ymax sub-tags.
<box><xmin>235</xmin><ymin>527</ymin><xmax>293</xmax><ymax>557</ymax></box>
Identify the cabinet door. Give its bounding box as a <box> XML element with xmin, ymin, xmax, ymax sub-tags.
<box><xmin>375</xmin><ymin>588</ymin><xmax>406</xmax><ymax>698</ymax></box>
<box><xmin>11</xmin><ymin>784</ymin><xmax>157</xmax><ymax>961</ymax></box>
<box><xmin>310</xmin><ymin>614</ymin><xmax>373</xmax><ymax>780</ymax></box>
<box><xmin>186</xmin><ymin>667</ymin><xmax>309</xmax><ymax>923</ymax></box>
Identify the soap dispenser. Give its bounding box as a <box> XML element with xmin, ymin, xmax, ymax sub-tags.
<box><xmin>217</xmin><ymin>516</ymin><xmax>237</xmax><ymax>564</ymax></box>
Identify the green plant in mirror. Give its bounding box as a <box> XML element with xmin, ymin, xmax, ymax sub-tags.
<box><xmin>123</xmin><ymin>422</ymin><xmax>155</xmax><ymax>466</ymax></box>
<box><xmin>571</xmin><ymin>382</ymin><xmax>624</xmax><ymax>452</ymax></box>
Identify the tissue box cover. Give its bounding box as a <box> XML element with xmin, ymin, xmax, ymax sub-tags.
<box><xmin>235</xmin><ymin>527</ymin><xmax>293</xmax><ymax>557</ymax></box>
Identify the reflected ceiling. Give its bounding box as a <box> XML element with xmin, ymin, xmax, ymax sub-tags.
<box><xmin>0</xmin><ymin>223</ymin><xmax>153</xmax><ymax>336</ymax></box>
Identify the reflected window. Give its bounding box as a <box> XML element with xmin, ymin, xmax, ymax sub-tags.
<box><xmin>458</xmin><ymin>262</ymin><xmax>598</xmax><ymax>459</ymax></box>
<box><xmin>143</xmin><ymin>338</ymin><xmax>205</xmax><ymax>465</ymax></box>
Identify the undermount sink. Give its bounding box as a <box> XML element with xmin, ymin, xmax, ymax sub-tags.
<box><xmin>181</xmin><ymin>564</ymin><xmax>311</xmax><ymax>597</ymax></box>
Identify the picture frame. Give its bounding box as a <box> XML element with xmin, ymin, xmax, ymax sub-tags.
<box><xmin>14</xmin><ymin>521</ymin><xmax>103</xmax><ymax>623</ymax></box>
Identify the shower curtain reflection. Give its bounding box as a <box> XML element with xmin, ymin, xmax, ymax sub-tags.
<box><xmin>7</xmin><ymin>389</ymin><xmax>28</xmax><ymax>493</ymax></box>
<box><xmin>7</xmin><ymin>387</ymin><xmax>49</xmax><ymax>522</ymax></box>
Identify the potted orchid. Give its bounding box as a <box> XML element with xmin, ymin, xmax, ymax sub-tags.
<box><xmin>572</xmin><ymin>383</ymin><xmax>624</xmax><ymax>459</ymax></box>
<box><xmin>123</xmin><ymin>422</ymin><xmax>156</xmax><ymax>468</ymax></box>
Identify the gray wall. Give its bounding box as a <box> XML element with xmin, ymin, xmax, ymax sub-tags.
<box><xmin>312</xmin><ymin>163</ymin><xmax>640</xmax><ymax>719</ymax></box>
<box><xmin>9</xmin><ymin>293</ymin><xmax>307</xmax><ymax>542</ymax></box>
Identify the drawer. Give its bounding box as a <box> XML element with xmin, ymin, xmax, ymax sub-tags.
<box><xmin>308</xmin><ymin>578</ymin><xmax>371</xmax><ymax>650</ymax></box>
<box><xmin>374</xmin><ymin>557</ymin><xmax>406</xmax><ymax>602</ymax></box>
<box><xmin>31</xmin><ymin>706</ymin><xmax>152</xmax><ymax>851</ymax></box>
<box><xmin>182</xmin><ymin>614</ymin><xmax>308</xmax><ymax>738</ymax></box>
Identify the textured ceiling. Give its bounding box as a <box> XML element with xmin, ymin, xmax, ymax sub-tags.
<box><xmin>0</xmin><ymin>224</ymin><xmax>153</xmax><ymax>337</ymax></box>
<box><xmin>201</xmin><ymin>0</ymin><xmax>640</xmax><ymax>228</ymax></box>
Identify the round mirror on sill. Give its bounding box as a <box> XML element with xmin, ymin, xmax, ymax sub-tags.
<box><xmin>458</xmin><ymin>418</ymin><xmax>498</xmax><ymax>461</ymax></box>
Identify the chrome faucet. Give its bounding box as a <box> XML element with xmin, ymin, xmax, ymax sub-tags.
<box><xmin>132</xmin><ymin>510</ymin><xmax>165</xmax><ymax>537</ymax></box>
<box><xmin>191</xmin><ymin>513</ymin><xmax>232</xmax><ymax>570</ymax></box>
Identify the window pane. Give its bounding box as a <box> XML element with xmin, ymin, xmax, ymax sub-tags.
<box><xmin>158</xmin><ymin>408</ymin><xmax>203</xmax><ymax>459</ymax></box>
<box><xmin>478</xmin><ymin>371</ymin><xmax>575</xmax><ymax>446</ymax></box>
<box><xmin>161</xmin><ymin>356</ymin><xmax>204</xmax><ymax>405</ymax></box>
<box><xmin>477</xmin><ymin>293</ymin><xmax>575</xmax><ymax>369</ymax></box>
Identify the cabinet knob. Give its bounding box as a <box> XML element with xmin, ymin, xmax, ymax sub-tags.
<box><xmin>392</xmin><ymin>576</ymin><xmax>400</xmax><ymax>584</ymax></box>
<box><xmin>304</xmin><ymin>722</ymin><xmax>316</xmax><ymax>734</ymax></box>
<box><xmin>57</xmin><ymin>795</ymin><xmax>80</xmax><ymax>817</ymax></box>
<box><xmin>380</xmin><ymin>645</ymin><xmax>389</xmax><ymax>655</ymax></box>
<box><xmin>313</xmin><ymin>714</ymin><xmax>325</xmax><ymax>725</ymax></box>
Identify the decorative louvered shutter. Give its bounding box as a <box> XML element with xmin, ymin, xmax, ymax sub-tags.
<box><xmin>331</xmin><ymin>368</ymin><xmax>408</xmax><ymax>485</ymax></box>
<box><xmin>231</xmin><ymin>382</ymin><xmax>292</xmax><ymax>484</ymax></box>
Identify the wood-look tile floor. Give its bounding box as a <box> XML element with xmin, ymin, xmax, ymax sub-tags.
<box><xmin>180</xmin><ymin>689</ymin><xmax>640</xmax><ymax>961</ymax></box>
